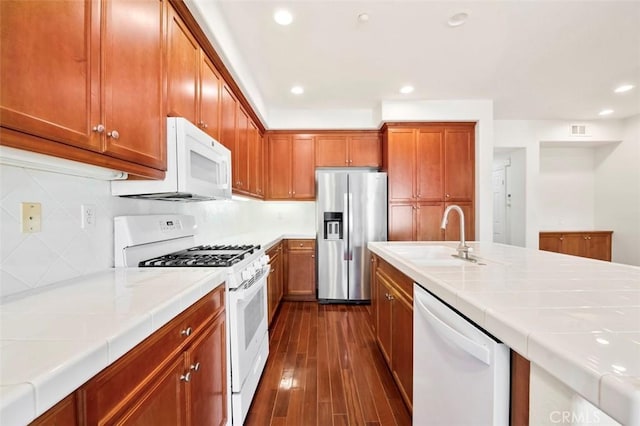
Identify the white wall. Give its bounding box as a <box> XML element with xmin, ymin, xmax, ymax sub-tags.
<box><xmin>0</xmin><ymin>164</ymin><xmax>315</xmax><ymax>299</ymax></box>
<box><xmin>594</xmin><ymin>115</ymin><xmax>640</xmax><ymax>266</ymax></box>
<box><xmin>538</xmin><ymin>147</ymin><xmax>596</xmax><ymax>230</ymax></box>
<box><xmin>494</xmin><ymin>118</ymin><xmax>640</xmax><ymax>267</ymax></box>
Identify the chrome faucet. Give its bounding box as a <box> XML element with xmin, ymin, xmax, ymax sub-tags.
<box><xmin>440</xmin><ymin>205</ymin><xmax>471</xmax><ymax>260</ymax></box>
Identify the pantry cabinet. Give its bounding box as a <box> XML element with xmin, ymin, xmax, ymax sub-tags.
<box><xmin>266</xmin><ymin>242</ymin><xmax>284</xmax><ymax>326</ymax></box>
<box><xmin>0</xmin><ymin>0</ymin><xmax>166</xmax><ymax>178</ymax></box>
<box><xmin>166</xmin><ymin>7</ymin><xmax>221</xmax><ymax>139</ymax></box>
<box><xmin>539</xmin><ymin>231</ymin><xmax>613</xmax><ymax>261</ymax></box>
<box><xmin>266</xmin><ymin>134</ymin><xmax>315</xmax><ymax>200</ymax></box>
<box><xmin>383</xmin><ymin>123</ymin><xmax>475</xmax><ymax>242</ymax></box>
<box><xmin>284</xmin><ymin>239</ymin><xmax>316</xmax><ymax>301</ymax></box>
<box><xmin>315</xmin><ymin>133</ymin><xmax>381</xmax><ymax>167</ymax></box>
<box><xmin>372</xmin><ymin>255</ymin><xmax>413</xmax><ymax>412</ymax></box>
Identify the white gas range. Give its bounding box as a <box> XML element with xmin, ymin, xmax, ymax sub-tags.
<box><xmin>114</xmin><ymin>214</ymin><xmax>269</xmax><ymax>426</ymax></box>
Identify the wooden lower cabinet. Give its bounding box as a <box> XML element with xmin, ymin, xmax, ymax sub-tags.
<box><xmin>372</xmin><ymin>255</ymin><xmax>413</xmax><ymax>412</ymax></box>
<box><xmin>31</xmin><ymin>286</ymin><xmax>226</xmax><ymax>426</ymax></box>
<box><xmin>284</xmin><ymin>239</ymin><xmax>316</xmax><ymax>301</ymax></box>
<box><xmin>539</xmin><ymin>231</ymin><xmax>612</xmax><ymax>261</ymax></box>
<box><xmin>266</xmin><ymin>242</ymin><xmax>284</xmax><ymax>326</ymax></box>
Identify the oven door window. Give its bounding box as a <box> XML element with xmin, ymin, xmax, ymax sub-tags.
<box><xmin>244</xmin><ymin>286</ymin><xmax>265</xmax><ymax>349</ymax></box>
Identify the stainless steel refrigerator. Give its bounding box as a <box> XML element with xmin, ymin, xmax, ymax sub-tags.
<box><xmin>316</xmin><ymin>169</ymin><xmax>387</xmax><ymax>303</ymax></box>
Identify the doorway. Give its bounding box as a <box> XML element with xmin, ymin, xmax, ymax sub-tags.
<box><xmin>493</xmin><ymin>148</ymin><xmax>526</xmax><ymax>247</ymax></box>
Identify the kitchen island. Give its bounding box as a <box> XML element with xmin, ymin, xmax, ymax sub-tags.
<box><xmin>368</xmin><ymin>241</ymin><xmax>640</xmax><ymax>425</ymax></box>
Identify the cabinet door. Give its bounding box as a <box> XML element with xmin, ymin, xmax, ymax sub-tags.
<box><xmin>444</xmin><ymin>126</ymin><xmax>474</xmax><ymax>202</ymax></box>
<box><xmin>539</xmin><ymin>233</ymin><xmax>563</xmax><ymax>253</ymax></box>
<box><xmin>388</xmin><ymin>203</ymin><xmax>415</xmax><ymax>241</ymax></box>
<box><xmin>266</xmin><ymin>246</ymin><xmax>280</xmax><ymax>325</ymax></box>
<box><xmin>30</xmin><ymin>394</ymin><xmax>78</xmax><ymax>426</ymax></box>
<box><xmin>584</xmin><ymin>233</ymin><xmax>612</xmax><ymax>262</ymax></box>
<box><xmin>0</xmin><ymin>0</ymin><xmax>100</xmax><ymax>151</ymax></box>
<box><xmin>443</xmin><ymin>202</ymin><xmax>474</xmax><ymax>241</ymax></box>
<box><xmin>375</xmin><ymin>272</ymin><xmax>393</xmax><ymax>365</ymax></box>
<box><xmin>291</xmin><ymin>135</ymin><xmax>315</xmax><ymax>199</ymax></box>
<box><xmin>255</xmin><ymin>133</ymin><xmax>265</xmax><ymax>198</ymax></box>
<box><xmin>285</xmin><ymin>248</ymin><xmax>316</xmax><ymax>300</ymax></box>
<box><xmin>103</xmin><ymin>0</ymin><xmax>165</xmax><ymax>170</ymax></box>
<box><xmin>247</xmin><ymin>121</ymin><xmax>261</xmax><ymax>196</ymax></box>
<box><xmin>349</xmin><ymin>135</ymin><xmax>381</xmax><ymax>167</ymax></box>
<box><xmin>391</xmin><ymin>293</ymin><xmax>413</xmax><ymax>410</ymax></box>
<box><xmin>416</xmin><ymin>128</ymin><xmax>444</xmax><ymax>201</ymax></box>
<box><xmin>316</xmin><ymin>135</ymin><xmax>348</xmax><ymax>167</ymax></box>
<box><xmin>235</xmin><ymin>107</ymin><xmax>249</xmax><ymax>191</ymax></box>
<box><xmin>562</xmin><ymin>234</ymin><xmax>585</xmax><ymax>258</ymax></box>
<box><xmin>187</xmin><ymin>315</ymin><xmax>227</xmax><ymax>426</ymax></box>
<box><xmin>166</xmin><ymin>7</ymin><xmax>198</xmax><ymax>123</ymax></box>
<box><xmin>114</xmin><ymin>355</ymin><xmax>187</xmax><ymax>425</ymax></box>
<box><xmin>386</xmin><ymin>128</ymin><xmax>416</xmax><ymax>202</ymax></box>
<box><xmin>220</xmin><ymin>83</ymin><xmax>237</xmax><ymax>153</ymax></box>
<box><xmin>275</xmin><ymin>246</ymin><xmax>284</xmax><ymax>306</ymax></box>
<box><xmin>267</xmin><ymin>135</ymin><xmax>292</xmax><ymax>199</ymax></box>
<box><xmin>199</xmin><ymin>53</ymin><xmax>221</xmax><ymax>139</ymax></box>
<box><xmin>416</xmin><ymin>203</ymin><xmax>444</xmax><ymax>241</ymax></box>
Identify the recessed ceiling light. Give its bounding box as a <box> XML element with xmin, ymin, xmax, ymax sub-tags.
<box><xmin>274</xmin><ymin>9</ymin><xmax>293</xmax><ymax>26</ymax></box>
<box><xmin>614</xmin><ymin>84</ymin><xmax>635</xmax><ymax>93</ymax></box>
<box><xmin>357</xmin><ymin>13</ymin><xmax>370</xmax><ymax>23</ymax></box>
<box><xmin>291</xmin><ymin>85</ymin><xmax>304</xmax><ymax>95</ymax></box>
<box><xmin>447</xmin><ymin>12</ymin><xmax>469</xmax><ymax>27</ymax></box>
<box><xmin>399</xmin><ymin>85</ymin><xmax>414</xmax><ymax>94</ymax></box>
<box><xmin>598</xmin><ymin>109</ymin><xmax>614</xmax><ymax>116</ymax></box>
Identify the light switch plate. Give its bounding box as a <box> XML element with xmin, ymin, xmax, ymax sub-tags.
<box><xmin>21</xmin><ymin>202</ymin><xmax>41</xmax><ymax>233</ymax></box>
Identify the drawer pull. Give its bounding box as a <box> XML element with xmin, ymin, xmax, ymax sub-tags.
<box><xmin>180</xmin><ymin>327</ymin><xmax>192</xmax><ymax>337</ymax></box>
<box><xmin>190</xmin><ymin>362</ymin><xmax>201</xmax><ymax>372</ymax></box>
<box><xmin>180</xmin><ymin>372</ymin><xmax>191</xmax><ymax>382</ymax></box>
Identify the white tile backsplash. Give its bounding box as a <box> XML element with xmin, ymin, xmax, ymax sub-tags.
<box><xmin>0</xmin><ymin>164</ymin><xmax>316</xmax><ymax>299</ymax></box>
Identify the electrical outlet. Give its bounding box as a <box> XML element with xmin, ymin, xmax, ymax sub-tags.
<box><xmin>21</xmin><ymin>202</ymin><xmax>42</xmax><ymax>233</ymax></box>
<box><xmin>81</xmin><ymin>204</ymin><xmax>96</xmax><ymax>228</ymax></box>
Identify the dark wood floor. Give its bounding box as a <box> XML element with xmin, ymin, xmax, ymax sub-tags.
<box><xmin>245</xmin><ymin>302</ymin><xmax>411</xmax><ymax>426</ymax></box>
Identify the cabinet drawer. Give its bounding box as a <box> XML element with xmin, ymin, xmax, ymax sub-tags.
<box><xmin>80</xmin><ymin>285</ymin><xmax>224</xmax><ymax>424</ymax></box>
<box><xmin>287</xmin><ymin>239</ymin><xmax>315</xmax><ymax>250</ymax></box>
<box><xmin>377</xmin><ymin>258</ymin><xmax>413</xmax><ymax>302</ymax></box>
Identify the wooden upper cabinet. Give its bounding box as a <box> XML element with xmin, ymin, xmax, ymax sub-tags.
<box><xmin>444</xmin><ymin>126</ymin><xmax>474</xmax><ymax>201</ymax></box>
<box><xmin>0</xmin><ymin>0</ymin><xmax>165</xmax><ymax>175</ymax></box>
<box><xmin>166</xmin><ymin>7</ymin><xmax>199</xmax><ymax>123</ymax></box>
<box><xmin>235</xmin><ymin>107</ymin><xmax>250</xmax><ymax>190</ymax></box>
<box><xmin>291</xmin><ymin>136</ymin><xmax>315</xmax><ymax>199</ymax></box>
<box><xmin>247</xmin><ymin>123</ymin><xmax>263</xmax><ymax>198</ymax></box>
<box><xmin>0</xmin><ymin>0</ymin><xmax>99</xmax><ymax>151</ymax></box>
<box><xmin>199</xmin><ymin>53</ymin><xmax>221</xmax><ymax>139</ymax></box>
<box><xmin>349</xmin><ymin>134</ymin><xmax>381</xmax><ymax>167</ymax></box>
<box><xmin>266</xmin><ymin>134</ymin><xmax>315</xmax><ymax>200</ymax></box>
<box><xmin>315</xmin><ymin>133</ymin><xmax>381</xmax><ymax>167</ymax></box>
<box><xmin>220</xmin><ymin>83</ymin><xmax>237</xmax><ymax>153</ymax></box>
<box><xmin>103</xmin><ymin>0</ymin><xmax>165</xmax><ymax>170</ymax></box>
<box><xmin>316</xmin><ymin>135</ymin><xmax>348</xmax><ymax>167</ymax></box>
<box><xmin>386</xmin><ymin>128</ymin><xmax>416</xmax><ymax>202</ymax></box>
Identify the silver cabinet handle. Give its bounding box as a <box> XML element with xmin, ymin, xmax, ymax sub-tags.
<box><xmin>190</xmin><ymin>362</ymin><xmax>200</xmax><ymax>372</ymax></box>
<box><xmin>180</xmin><ymin>372</ymin><xmax>191</xmax><ymax>382</ymax></box>
<box><xmin>180</xmin><ymin>327</ymin><xmax>192</xmax><ymax>337</ymax></box>
<box><xmin>92</xmin><ymin>124</ymin><xmax>105</xmax><ymax>133</ymax></box>
<box><xmin>107</xmin><ymin>130</ymin><xmax>120</xmax><ymax>139</ymax></box>
<box><xmin>446</xmin><ymin>193</ymin><xmax>451</xmax><ymax>198</ymax></box>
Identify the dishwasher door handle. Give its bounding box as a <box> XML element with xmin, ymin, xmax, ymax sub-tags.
<box><xmin>415</xmin><ymin>292</ymin><xmax>491</xmax><ymax>365</ymax></box>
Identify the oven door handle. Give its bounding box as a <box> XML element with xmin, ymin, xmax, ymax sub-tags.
<box><xmin>236</xmin><ymin>266</ymin><xmax>270</xmax><ymax>302</ymax></box>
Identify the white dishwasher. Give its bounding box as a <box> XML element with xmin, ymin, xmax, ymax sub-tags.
<box><xmin>413</xmin><ymin>283</ymin><xmax>510</xmax><ymax>426</ymax></box>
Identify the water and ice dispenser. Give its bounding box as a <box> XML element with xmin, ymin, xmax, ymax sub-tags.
<box><xmin>323</xmin><ymin>212</ymin><xmax>343</xmax><ymax>240</ymax></box>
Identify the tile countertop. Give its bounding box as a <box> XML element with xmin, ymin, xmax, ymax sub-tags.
<box><xmin>368</xmin><ymin>241</ymin><xmax>640</xmax><ymax>426</ymax></box>
<box><xmin>0</xmin><ymin>267</ymin><xmax>226</xmax><ymax>426</ymax></box>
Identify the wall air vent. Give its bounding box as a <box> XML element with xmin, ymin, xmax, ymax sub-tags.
<box><xmin>570</xmin><ymin>124</ymin><xmax>588</xmax><ymax>136</ymax></box>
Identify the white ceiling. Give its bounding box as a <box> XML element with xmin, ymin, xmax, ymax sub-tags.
<box><xmin>201</xmin><ymin>1</ymin><xmax>640</xmax><ymax>123</ymax></box>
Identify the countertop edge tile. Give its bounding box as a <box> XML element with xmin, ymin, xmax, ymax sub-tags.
<box><xmin>600</xmin><ymin>374</ymin><xmax>640</xmax><ymax>425</ymax></box>
<box><xmin>0</xmin><ymin>383</ymin><xmax>35</xmax><ymax>426</ymax></box>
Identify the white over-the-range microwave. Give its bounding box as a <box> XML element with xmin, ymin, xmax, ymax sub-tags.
<box><xmin>111</xmin><ymin>117</ymin><xmax>232</xmax><ymax>201</ymax></box>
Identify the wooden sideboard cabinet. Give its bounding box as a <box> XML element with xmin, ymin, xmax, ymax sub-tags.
<box><xmin>284</xmin><ymin>239</ymin><xmax>317</xmax><ymax>301</ymax></box>
<box><xmin>539</xmin><ymin>231</ymin><xmax>613</xmax><ymax>261</ymax></box>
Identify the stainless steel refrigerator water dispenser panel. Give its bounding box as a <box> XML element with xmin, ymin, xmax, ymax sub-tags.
<box><xmin>323</xmin><ymin>212</ymin><xmax>343</xmax><ymax>240</ymax></box>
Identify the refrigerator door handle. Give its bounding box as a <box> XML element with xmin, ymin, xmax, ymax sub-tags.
<box><xmin>347</xmin><ymin>192</ymin><xmax>353</xmax><ymax>261</ymax></box>
<box><xmin>343</xmin><ymin>192</ymin><xmax>350</xmax><ymax>261</ymax></box>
